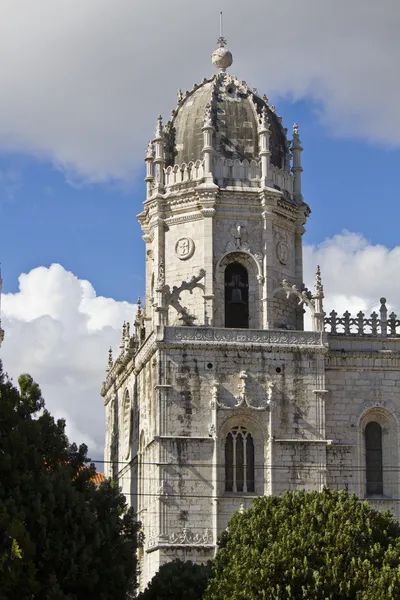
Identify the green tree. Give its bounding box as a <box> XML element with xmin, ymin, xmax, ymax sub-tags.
<box><xmin>0</xmin><ymin>361</ymin><xmax>142</xmax><ymax>600</ymax></box>
<box><xmin>205</xmin><ymin>488</ymin><xmax>400</xmax><ymax>600</ymax></box>
<box><xmin>138</xmin><ymin>559</ymin><xmax>212</xmax><ymax>600</ymax></box>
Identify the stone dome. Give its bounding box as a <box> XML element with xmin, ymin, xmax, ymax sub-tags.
<box><xmin>164</xmin><ymin>72</ymin><xmax>289</xmax><ymax>170</ymax></box>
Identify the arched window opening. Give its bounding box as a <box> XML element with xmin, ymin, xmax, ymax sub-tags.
<box><xmin>366</xmin><ymin>421</ymin><xmax>383</xmax><ymax>495</ymax></box>
<box><xmin>225</xmin><ymin>263</ymin><xmax>249</xmax><ymax>329</ymax></box>
<box><xmin>225</xmin><ymin>426</ymin><xmax>255</xmax><ymax>493</ymax></box>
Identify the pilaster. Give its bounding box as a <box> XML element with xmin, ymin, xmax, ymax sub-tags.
<box><xmin>260</xmin><ymin>193</ymin><xmax>274</xmax><ymax>329</ymax></box>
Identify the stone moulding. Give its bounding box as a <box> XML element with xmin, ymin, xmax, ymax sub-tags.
<box><xmin>169</xmin><ymin>527</ymin><xmax>213</xmax><ymax>545</ymax></box>
<box><xmin>163</xmin><ymin>327</ymin><xmax>327</xmax><ymax>347</ymax></box>
<box><xmin>146</xmin><ymin>528</ymin><xmax>214</xmax><ymax>554</ymax></box>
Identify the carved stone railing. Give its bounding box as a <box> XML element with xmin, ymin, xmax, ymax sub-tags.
<box><xmin>164</xmin><ymin>160</ymin><xmax>204</xmax><ymax>187</ymax></box>
<box><xmin>324</xmin><ymin>298</ymin><xmax>400</xmax><ymax>337</ymax></box>
<box><xmin>163</xmin><ymin>157</ymin><xmax>294</xmax><ymax>196</ymax></box>
<box><xmin>268</xmin><ymin>164</ymin><xmax>294</xmax><ymax>196</ymax></box>
<box><xmin>214</xmin><ymin>157</ymin><xmax>260</xmax><ymax>184</ymax></box>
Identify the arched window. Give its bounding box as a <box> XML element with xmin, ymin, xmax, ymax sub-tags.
<box><xmin>366</xmin><ymin>421</ymin><xmax>383</xmax><ymax>495</ymax></box>
<box><xmin>225</xmin><ymin>425</ymin><xmax>254</xmax><ymax>493</ymax></box>
<box><xmin>225</xmin><ymin>263</ymin><xmax>249</xmax><ymax>329</ymax></box>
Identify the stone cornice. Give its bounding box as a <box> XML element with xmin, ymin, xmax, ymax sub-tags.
<box><xmin>161</xmin><ymin>327</ymin><xmax>328</xmax><ymax>351</ymax></box>
<box><xmin>134</xmin><ymin>332</ymin><xmax>158</xmax><ymax>374</ymax></box>
<box><xmin>164</xmin><ymin>211</ymin><xmax>203</xmax><ymax>226</ymax></box>
<box><xmin>101</xmin><ymin>358</ymin><xmax>135</xmax><ymax>403</ymax></box>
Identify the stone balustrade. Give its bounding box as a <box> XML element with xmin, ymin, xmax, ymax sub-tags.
<box><xmin>324</xmin><ymin>298</ymin><xmax>400</xmax><ymax>337</ymax></box>
<box><xmin>163</xmin><ymin>157</ymin><xmax>294</xmax><ymax>197</ymax></box>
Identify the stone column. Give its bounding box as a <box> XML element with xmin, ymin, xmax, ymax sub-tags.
<box><xmin>312</xmin><ymin>265</ymin><xmax>325</xmax><ymax>333</ymax></box>
<box><xmin>199</xmin><ymin>187</ymin><xmax>218</xmax><ymax>327</ymax></box>
<box><xmin>210</xmin><ymin>381</ymin><xmax>219</xmax><ymax>555</ymax></box>
<box><xmin>153</xmin><ymin>115</ymin><xmax>165</xmax><ymax>193</ymax></box>
<box><xmin>261</xmin><ymin>195</ymin><xmax>274</xmax><ymax>329</ymax></box>
<box><xmin>202</xmin><ymin>103</ymin><xmax>215</xmax><ymax>185</ymax></box>
<box><xmin>144</xmin><ymin>141</ymin><xmax>154</xmax><ymax>200</ymax></box>
<box><xmin>294</xmin><ymin>217</ymin><xmax>306</xmax><ymax>329</ymax></box>
<box><xmin>258</xmin><ymin>106</ymin><xmax>271</xmax><ymax>187</ymax></box>
<box><xmin>291</xmin><ymin>123</ymin><xmax>303</xmax><ymax>202</ymax></box>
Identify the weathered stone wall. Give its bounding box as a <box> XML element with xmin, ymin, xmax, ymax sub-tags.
<box><xmin>325</xmin><ymin>336</ymin><xmax>400</xmax><ymax>519</ymax></box>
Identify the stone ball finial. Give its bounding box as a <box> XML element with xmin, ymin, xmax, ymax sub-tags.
<box><xmin>212</xmin><ymin>45</ymin><xmax>233</xmax><ymax>70</ymax></box>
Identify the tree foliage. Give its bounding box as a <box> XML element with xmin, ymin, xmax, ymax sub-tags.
<box><xmin>205</xmin><ymin>488</ymin><xmax>400</xmax><ymax>600</ymax></box>
<box><xmin>0</xmin><ymin>361</ymin><xmax>141</xmax><ymax>600</ymax></box>
<box><xmin>138</xmin><ymin>559</ymin><xmax>212</xmax><ymax>600</ymax></box>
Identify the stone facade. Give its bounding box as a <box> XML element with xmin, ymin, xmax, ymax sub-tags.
<box><xmin>101</xmin><ymin>41</ymin><xmax>400</xmax><ymax>590</ymax></box>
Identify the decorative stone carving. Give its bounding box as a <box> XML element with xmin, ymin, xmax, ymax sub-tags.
<box><xmin>276</xmin><ymin>240</ymin><xmax>289</xmax><ymax>265</ymax></box>
<box><xmin>226</xmin><ymin>222</ymin><xmax>250</xmax><ymax>253</ymax></box>
<box><xmin>157</xmin><ymin>261</ymin><xmax>165</xmax><ymax>290</ymax></box>
<box><xmin>208</xmin><ymin>423</ymin><xmax>217</xmax><ymax>438</ymax></box>
<box><xmin>147</xmin><ymin>528</ymin><xmax>159</xmax><ymax>548</ymax></box>
<box><xmin>324</xmin><ymin>297</ymin><xmax>400</xmax><ymax>337</ymax></box>
<box><xmin>233</xmin><ymin>370</ymin><xmax>273</xmax><ymax>411</ymax></box>
<box><xmin>169</xmin><ymin>528</ymin><xmax>213</xmax><ymax>545</ymax></box>
<box><xmin>175</xmin><ymin>237</ymin><xmax>195</xmax><ymax>260</ymax></box>
<box><xmin>165</xmin><ymin>326</ymin><xmax>325</xmax><ymax>347</ymax></box>
<box><xmin>159</xmin><ymin>270</ymin><xmax>205</xmax><ymax>325</ymax></box>
<box><xmin>157</xmin><ymin>480</ymin><xmax>169</xmax><ymax>503</ymax></box>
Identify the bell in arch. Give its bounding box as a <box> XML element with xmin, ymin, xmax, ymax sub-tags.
<box><xmin>229</xmin><ymin>274</ymin><xmax>246</xmax><ymax>304</ymax></box>
<box><xmin>224</xmin><ymin>262</ymin><xmax>249</xmax><ymax>328</ymax></box>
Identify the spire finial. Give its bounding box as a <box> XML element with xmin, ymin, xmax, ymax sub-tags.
<box><xmin>212</xmin><ymin>12</ymin><xmax>232</xmax><ymax>70</ymax></box>
<box><xmin>145</xmin><ymin>140</ymin><xmax>154</xmax><ymax>159</ymax></box>
<box><xmin>217</xmin><ymin>11</ymin><xmax>227</xmax><ymax>48</ymax></box>
<box><xmin>314</xmin><ymin>265</ymin><xmax>324</xmax><ymax>297</ymax></box>
<box><xmin>106</xmin><ymin>347</ymin><xmax>113</xmax><ymax>374</ymax></box>
<box><xmin>155</xmin><ymin>114</ymin><xmax>163</xmax><ymax>138</ymax></box>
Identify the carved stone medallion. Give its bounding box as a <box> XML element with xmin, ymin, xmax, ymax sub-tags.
<box><xmin>276</xmin><ymin>241</ymin><xmax>289</xmax><ymax>265</ymax></box>
<box><xmin>175</xmin><ymin>237</ymin><xmax>195</xmax><ymax>260</ymax></box>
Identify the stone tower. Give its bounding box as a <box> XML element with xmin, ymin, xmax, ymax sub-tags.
<box><xmin>103</xmin><ymin>39</ymin><xmax>400</xmax><ymax>590</ymax></box>
<box><xmin>101</xmin><ymin>38</ymin><xmax>327</xmax><ymax>587</ymax></box>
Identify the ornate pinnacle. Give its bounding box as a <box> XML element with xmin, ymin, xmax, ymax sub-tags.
<box><xmin>203</xmin><ymin>102</ymin><xmax>213</xmax><ymax>128</ymax></box>
<box><xmin>177</xmin><ymin>88</ymin><xmax>183</xmax><ymax>102</ymax></box>
<box><xmin>145</xmin><ymin>140</ymin><xmax>154</xmax><ymax>160</ymax></box>
<box><xmin>259</xmin><ymin>105</ymin><xmax>270</xmax><ymax>131</ymax></box>
<box><xmin>155</xmin><ymin>114</ymin><xmax>163</xmax><ymax>138</ymax></box>
<box><xmin>106</xmin><ymin>347</ymin><xmax>113</xmax><ymax>373</ymax></box>
<box><xmin>136</xmin><ymin>297</ymin><xmax>142</xmax><ymax>322</ymax></box>
<box><xmin>314</xmin><ymin>265</ymin><xmax>324</xmax><ymax>297</ymax></box>
<box><xmin>120</xmin><ymin>322</ymin><xmax>126</xmax><ymax>350</ymax></box>
<box><xmin>293</xmin><ymin>122</ymin><xmax>301</xmax><ymax>140</ymax></box>
<box><xmin>263</xmin><ymin>93</ymin><xmax>269</xmax><ymax>104</ymax></box>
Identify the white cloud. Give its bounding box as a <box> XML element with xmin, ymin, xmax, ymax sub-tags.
<box><xmin>1</xmin><ymin>264</ymin><xmax>136</xmax><ymax>459</ymax></box>
<box><xmin>0</xmin><ymin>0</ymin><xmax>399</xmax><ymax>182</ymax></box>
<box><xmin>303</xmin><ymin>230</ymin><xmax>400</xmax><ymax>319</ymax></box>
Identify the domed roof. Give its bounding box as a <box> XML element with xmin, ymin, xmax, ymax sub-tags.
<box><xmin>164</xmin><ymin>72</ymin><xmax>289</xmax><ymax>170</ymax></box>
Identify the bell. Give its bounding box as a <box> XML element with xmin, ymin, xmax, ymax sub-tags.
<box><xmin>230</xmin><ymin>287</ymin><xmax>245</xmax><ymax>304</ymax></box>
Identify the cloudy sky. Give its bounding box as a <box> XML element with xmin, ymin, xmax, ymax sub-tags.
<box><xmin>1</xmin><ymin>0</ymin><xmax>400</xmax><ymax>460</ymax></box>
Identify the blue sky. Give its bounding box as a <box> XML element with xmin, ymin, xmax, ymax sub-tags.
<box><xmin>1</xmin><ymin>0</ymin><xmax>400</xmax><ymax>457</ymax></box>
<box><xmin>2</xmin><ymin>95</ymin><xmax>399</xmax><ymax>302</ymax></box>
